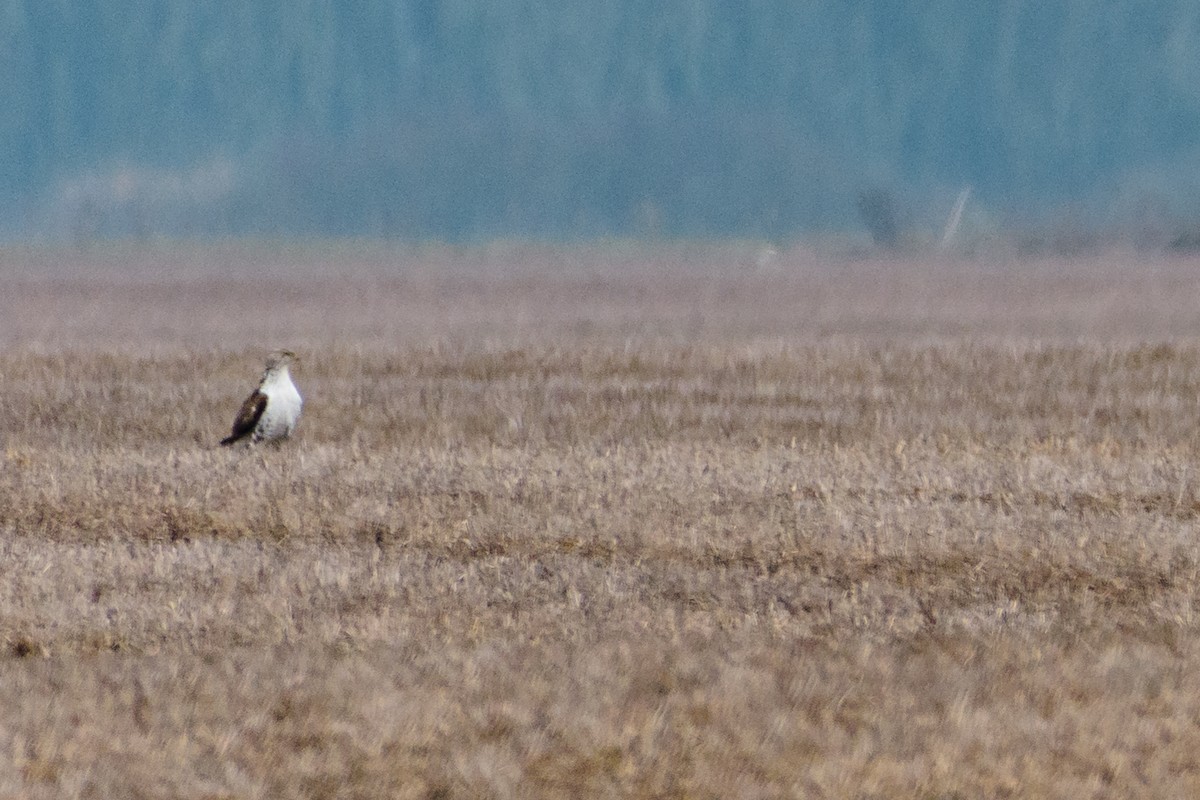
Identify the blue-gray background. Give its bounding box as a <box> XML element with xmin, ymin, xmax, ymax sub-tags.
<box><xmin>6</xmin><ymin>2</ymin><xmax>1200</xmax><ymax>243</ymax></box>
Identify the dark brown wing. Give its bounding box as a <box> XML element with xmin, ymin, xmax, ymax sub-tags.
<box><xmin>220</xmin><ymin>391</ymin><xmax>268</xmax><ymax>446</ymax></box>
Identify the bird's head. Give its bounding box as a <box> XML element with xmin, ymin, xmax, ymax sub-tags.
<box><xmin>264</xmin><ymin>349</ymin><xmax>299</xmax><ymax>373</ymax></box>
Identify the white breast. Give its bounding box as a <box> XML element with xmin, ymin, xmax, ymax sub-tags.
<box><xmin>257</xmin><ymin>368</ymin><xmax>303</xmax><ymax>441</ymax></box>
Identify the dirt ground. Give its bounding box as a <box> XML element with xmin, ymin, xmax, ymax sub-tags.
<box><xmin>5</xmin><ymin>242</ymin><xmax>1200</xmax><ymax>797</ymax></box>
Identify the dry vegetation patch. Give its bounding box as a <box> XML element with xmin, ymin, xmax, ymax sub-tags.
<box><xmin>5</xmin><ymin>244</ymin><xmax>1200</xmax><ymax>797</ymax></box>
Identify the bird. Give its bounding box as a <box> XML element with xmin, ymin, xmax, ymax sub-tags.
<box><xmin>219</xmin><ymin>350</ymin><xmax>303</xmax><ymax>446</ymax></box>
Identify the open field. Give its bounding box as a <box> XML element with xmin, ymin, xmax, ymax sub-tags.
<box><xmin>7</xmin><ymin>243</ymin><xmax>1200</xmax><ymax>797</ymax></box>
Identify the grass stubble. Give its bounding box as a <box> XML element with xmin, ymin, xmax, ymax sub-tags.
<box><xmin>5</xmin><ymin>244</ymin><xmax>1200</xmax><ymax>796</ymax></box>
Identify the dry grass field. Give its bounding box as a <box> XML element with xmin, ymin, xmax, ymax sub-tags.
<box><xmin>7</xmin><ymin>242</ymin><xmax>1200</xmax><ymax>797</ymax></box>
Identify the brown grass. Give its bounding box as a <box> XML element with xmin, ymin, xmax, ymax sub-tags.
<box><xmin>6</xmin><ymin>242</ymin><xmax>1200</xmax><ymax>797</ymax></box>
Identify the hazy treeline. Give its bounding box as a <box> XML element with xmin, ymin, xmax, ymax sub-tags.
<box><xmin>6</xmin><ymin>1</ymin><xmax>1200</xmax><ymax>242</ymax></box>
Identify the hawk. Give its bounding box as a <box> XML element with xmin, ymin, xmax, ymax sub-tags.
<box><xmin>220</xmin><ymin>350</ymin><xmax>303</xmax><ymax>446</ymax></box>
